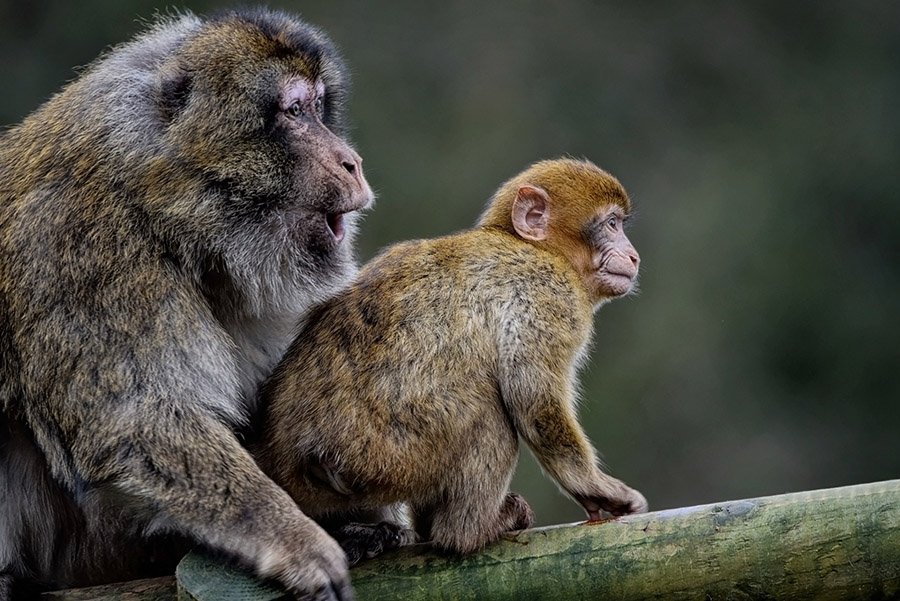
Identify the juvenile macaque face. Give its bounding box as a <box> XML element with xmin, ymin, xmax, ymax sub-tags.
<box><xmin>585</xmin><ymin>205</ymin><xmax>640</xmax><ymax>299</ymax></box>
<box><xmin>495</xmin><ymin>160</ymin><xmax>639</xmax><ymax>305</ymax></box>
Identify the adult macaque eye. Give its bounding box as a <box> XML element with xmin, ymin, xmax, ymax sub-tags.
<box><xmin>287</xmin><ymin>101</ymin><xmax>303</xmax><ymax>117</ymax></box>
<box><xmin>606</xmin><ymin>216</ymin><xmax>618</xmax><ymax>230</ymax></box>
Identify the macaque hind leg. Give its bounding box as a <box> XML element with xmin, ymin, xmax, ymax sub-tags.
<box><xmin>498</xmin><ymin>491</ymin><xmax>535</xmax><ymax>532</ymax></box>
<box><xmin>426</xmin><ymin>438</ymin><xmax>533</xmax><ymax>555</ymax></box>
<box><xmin>428</xmin><ymin>487</ymin><xmax>534</xmax><ymax>555</ymax></box>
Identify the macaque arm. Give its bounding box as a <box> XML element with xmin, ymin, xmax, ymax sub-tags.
<box><xmin>112</xmin><ymin>413</ymin><xmax>347</xmax><ymax>592</ymax></box>
<box><xmin>497</xmin><ymin>305</ymin><xmax>647</xmax><ymax>518</ymax></box>
<box><xmin>32</xmin><ymin>283</ymin><xmax>352</xmax><ymax>600</ymax></box>
<box><xmin>70</xmin><ymin>391</ymin><xmax>351</xmax><ymax>600</ymax></box>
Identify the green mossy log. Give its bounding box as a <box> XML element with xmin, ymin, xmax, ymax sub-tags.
<box><xmin>45</xmin><ymin>480</ymin><xmax>900</xmax><ymax>600</ymax></box>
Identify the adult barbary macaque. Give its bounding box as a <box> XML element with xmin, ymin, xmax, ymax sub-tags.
<box><xmin>257</xmin><ymin>158</ymin><xmax>648</xmax><ymax>556</ymax></box>
<box><xmin>0</xmin><ymin>10</ymin><xmax>371</xmax><ymax>600</ymax></box>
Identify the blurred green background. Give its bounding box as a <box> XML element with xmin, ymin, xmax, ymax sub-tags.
<box><xmin>2</xmin><ymin>0</ymin><xmax>897</xmax><ymax>526</ymax></box>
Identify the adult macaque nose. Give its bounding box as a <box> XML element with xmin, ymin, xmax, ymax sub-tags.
<box><xmin>337</xmin><ymin>148</ymin><xmax>364</xmax><ymax>188</ymax></box>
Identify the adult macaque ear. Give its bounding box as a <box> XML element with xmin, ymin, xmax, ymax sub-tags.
<box><xmin>511</xmin><ymin>185</ymin><xmax>550</xmax><ymax>241</ymax></box>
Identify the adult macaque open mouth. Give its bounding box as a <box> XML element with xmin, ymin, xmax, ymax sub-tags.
<box><xmin>326</xmin><ymin>212</ymin><xmax>346</xmax><ymax>242</ymax></box>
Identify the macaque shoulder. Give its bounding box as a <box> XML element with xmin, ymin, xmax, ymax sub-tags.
<box><xmin>359</xmin><ymin>230</ymin><xmax>569</xmax><ymax>285</ymax></box>
<box><xmin>355</xmin><ymin>230</ymin><xmax>593</xmax><ymax>336</ymax></box>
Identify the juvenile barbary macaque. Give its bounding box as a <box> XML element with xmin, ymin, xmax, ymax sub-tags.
<box><xmin>257</xmin><ymin>158</ymin><xmax>648</xmax><ymax>556</ymax></box>
<box><xmin>0</xmin><ymin>9</ymin><xmax>372</xmax><ymax>600</ymax></box>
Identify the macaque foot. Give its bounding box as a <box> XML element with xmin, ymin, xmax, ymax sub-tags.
<box><xmin>331</xmin><ymin>521</ymin><xmax>419</xmax><ymax>566</ymax></box>
<box><xmin>582</xmin><ymin>483</ymin><xmax>648</xmax><ymax>520</ymax></box>
<box><xmin>606</xmin><ymin>485</ymin><xmax>648</xmax><ymax>517</ymax></box>
<box><xmin>500</xmin><ymin>492</ymin><xmax>535</xmax><ymax>531</ymax></box>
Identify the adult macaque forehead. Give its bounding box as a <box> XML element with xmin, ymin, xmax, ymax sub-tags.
<box><xmin>283</xmin><ymin>53</ymin><xmax>323</xmax><ymax>81</ymax></box>
<box><xmin>281</xmin><ymin>77</ymin><xmax>325</xmax><ymax>108</ymax></box>
<box><xmin>194</xmin><ymin>16</ymin><xmax>340</xmax><ymax>100</ymax></box>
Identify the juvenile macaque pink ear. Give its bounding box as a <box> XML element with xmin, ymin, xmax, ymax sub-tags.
<box><xmin>511</xmin><ymin>185</ymin><xmax>550</xmax><ymax>241</ymax></box>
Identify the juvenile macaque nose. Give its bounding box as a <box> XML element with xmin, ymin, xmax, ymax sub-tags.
<box><xmin>628</xmin><ymin>248</ymin><xmax>640</xmax><ymax>270</ymax></box>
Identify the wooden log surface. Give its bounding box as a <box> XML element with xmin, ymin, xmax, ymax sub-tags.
<box><xmin>45</xmin><ymin>479</ymin><xmax>900</xmax><ymax>600</ymax></box>
<box><xmin>40</xmin><ymin>576</ymin><xmax>175</xmax><ymax>601</ymax></box>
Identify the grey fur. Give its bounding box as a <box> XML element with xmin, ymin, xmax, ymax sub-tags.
<box><xmin>0</xmin><ymin>9</ymin><xmax>365</xmax><ymax>598</ymax></box>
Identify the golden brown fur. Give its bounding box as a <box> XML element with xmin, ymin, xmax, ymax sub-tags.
<box><xmin>257</xmin><ymin>159</ymin><xmax>647</xmax><ymax>555</ymax></box>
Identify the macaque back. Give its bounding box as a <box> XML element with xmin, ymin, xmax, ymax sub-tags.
<box><xmin>258</xmin><ymin>158</ymin><xmax>648</xmax><ymax>554</ymax></box>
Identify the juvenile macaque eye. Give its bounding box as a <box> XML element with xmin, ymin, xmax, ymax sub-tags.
<box><xmin>287</xmin><ymin>101</ymin><xmax>303</xmax><ymax>117</ymax></box>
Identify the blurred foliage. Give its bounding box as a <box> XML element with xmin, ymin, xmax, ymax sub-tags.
<box><xmin>1</xmin><ymin>0</ymin><xmax>897</xmax><ymax>526</ymax></box>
